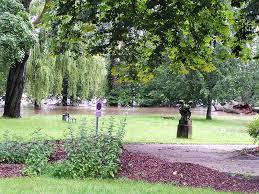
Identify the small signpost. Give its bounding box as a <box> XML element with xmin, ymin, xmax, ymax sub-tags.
<box><xmin>96</xmin><ymin>101</ymin><xmax>102</xmax><ymax>134</ymax></box>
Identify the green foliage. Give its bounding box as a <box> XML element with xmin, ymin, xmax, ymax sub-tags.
<box><xmin>0</xmin><ymin>137</ymin><xmax>30</xmax><ymax>163</ymax></box>
<box><xmin>247</xmin><ymin>117</ymin><xmax>259</xmax><ymax>143</ymax></box>
<box><xmin>109</xmin><ymin>83</ymin><xmax>141</xmax><ymax>107</ymax></box>
<box><xmin>0</xmin><ymin>130</ymin><xmax>53</xmax><ymax>176</ymax></box>
<box><xmin>52</xmin><ymin>52</ymin><xmax>107</xmax><ymax>100</ymax></box>
<box><xmin>108</xmin><ymin>38</ymin><xmax>259</xmax><ymax>108</ymax></box>
<box><xmin>23</xmin><ymin>131</ymin><xmax>53</xmax><ymax>176</ymax></box>
<box><xmin>109</xmin><ymin>65</ymin><xmax>206</xmax><ymax>107</ymax></box>
<box><xmin>0</xmin><ymin>0</ymin><xmax>21</xmax><ymax>15</ymax></box>
<box><xmin>47</xmin><ymin>0</ymin><xmax>258</xmax><ymax>108</ymax></box>
<box><xmin>0</xmin><ymin>0</ymin><xmax>34</xmax><ymax>71</ymax></box>
<box><xmin>215</xmin><ymin>59</ymin><xmax>259</xmax><ymax>105</ymax></box>
<box><xmin>26</xmin><ymin>39</ymin><xmax>107</xmax><ymax>104</ymax></box>
<box><xmin>52</xmin><ymin>117</ymin><xmax>126</xmax><ymax>179</ymax></box>
<box><xmin>27</xmin><ymin>43</ymin><xmax>55</xmax><ymax>104</ymax></box>
<box><xmin>0</xmin><ymin>71</ymin><xmax>6</xmax><ymax>95</ymax></box>
<box><xmin>51</xmin><ymin>0</ymin><xmax>238</xmax><ymax>73</ymax></box>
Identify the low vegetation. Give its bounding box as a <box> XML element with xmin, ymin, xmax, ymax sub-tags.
<box><xmin>52</xmin><ymin>118</ymin><xmax>125</xmax><ymax>179</ymax></box>
<box><xmin>0</xmin><ymin>117</ymin><xmax>126</xmax><ymax>178</ymax></box>
<box><xmin>0</xmin><ymin>130</ymin><xmax>53</xmax><ymax>176</ymax></box>
<box><xmin>247</xmin><ymin>117</ymin><xmax>259</xmax><ymax>143</ymax></box>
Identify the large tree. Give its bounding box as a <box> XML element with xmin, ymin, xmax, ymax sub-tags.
<box><xmin>52</xmin><ymin>52</ymin><xmax>107</xmax><ymax>106</ymax></box>
<box><xmin>51</xmin><ymin>0</ymin><xmax>235</xmax><ymax>67</ymax></box>
<box><xmin>53</xmin><ymin>0</ymin><xmax>235</xmax><ymax>106</ymax></box>
<box><xmin>26</xmin><ymin>38</ymin><xmax>54</xmax><ymax>109</ymax></box>
<box><xmin>0</xmin><ymin>0</ymin><xmax>34</xmax><ymax>117</ymax></box>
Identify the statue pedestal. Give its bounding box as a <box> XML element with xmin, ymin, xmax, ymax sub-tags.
<box><xmin>177</xmin><ymin>120</ymin><xmax>192</xmax><ymax>138</ymax></box>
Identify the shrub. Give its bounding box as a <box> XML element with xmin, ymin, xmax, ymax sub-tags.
<box><xmin>0</xmin><ymin>132</ymin><xmax>31</xmax><ymax>163</ymax></box>
<box><xmin>0</xmin><ymin>130</ymin><xmax>53</xmax><ymax>176</ymax></box>
<box><xmin>23</xmin><ymin>131</ymin><xmax>53</xmax><ymax>176</ymax></box>
<box><xmin>52</xmin><ymin>117</ymin><xmax>126</xmax><ymax>179</ymax></box>
<box><xmin>247</xmin><ymin>117</ymin><xmax>259</xmax><ymax>143</ymax></box>
<box><xmin>0</xmin><ymin>140</ymin><xmax>30</xmax><ymax>163</ymax></box>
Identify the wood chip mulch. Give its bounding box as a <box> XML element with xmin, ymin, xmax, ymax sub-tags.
<box><xmin>49</xmin><ymin>143</ymin><xmax>67</xmax><ymax>162</ymax></box>
<box><xmin>0</xmin><ymin>164</ymin><xmax>24</xmax><ymax>178</ymax></box>
<box><xmin>118</xmin><ymin>149</ymin><xmax>259</xmax><ymax>193</ymax></box>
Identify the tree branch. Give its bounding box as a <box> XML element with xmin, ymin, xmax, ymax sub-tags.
<box><xmin>32</xmin><ymin>0</ymin><xmax>51</xmax><ymax>26</ymax></box>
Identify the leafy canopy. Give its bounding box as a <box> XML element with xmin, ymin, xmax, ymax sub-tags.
<box><xmin>51</xmin><ymin>0</ymin><xmax>235</xmax><ymax>72</ymax></box>
<box><xmin>0</xmin><ymin>0</ymin><xmax>34</xmax><ymax>72</ymax></box>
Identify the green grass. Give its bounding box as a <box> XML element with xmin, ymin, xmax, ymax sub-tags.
<box><xmin>0</xmin><ymin>177</ymin><xmax>234</xmax><ymax>194</ymax></box>
<box><xmin>0</xmin><ymin>115</ymin><xmax>256</xmax><ymax>194</ymax></box>
<box><xmin>0</xmin><ymin>115</ymin><xmax>255</xmax><ymax>144</ymax></box>
<box><xmin>125</xmin><ymin>115</ymin><xmax>253</xmax><ymax>144</ymax></box>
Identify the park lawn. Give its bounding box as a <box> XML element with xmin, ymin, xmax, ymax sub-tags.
<box><xmin>0</xmin><ymin>115</ymin><xmax>255</xmax><ymax>144</ymax></box>
<box><xmin>0</xmin><ymin>177</ymin><xmax>233</xmax><ymax>194</ymax></box>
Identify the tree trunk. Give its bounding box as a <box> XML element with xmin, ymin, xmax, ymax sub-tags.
<box><xmin>34</xmin><ymin>100</ymin><xmax>41</xmax><ymax>110</ymax></box>
<box><xmin>206</xmin><ymin>94</ymin><xmax>212</xmax><ymax>120</ymax></box>
<box><xmin>3</xmin><ymin>53</ymin><xmax>29</xmax><ymax>118</ymax></box>
<box><xmin>106</xmin><ymin>58</ymin><xmax>118</xmax><ymax>106</ymax></box>
<box><xmin>21</xmin><ymin>0</ymin><xmax>33</xmax><ymax>10</ymax></box>
<box><xmin>2</xmin><ymin>0</ymin><xmax>33</xmax><ymax>118</ymax></box>
<box><xmin>213</xmin><ymin>103</ymin><xmax>218</xmax><ymax>111</ymax></box>
<box><xmin>62</xmin><ymin>76</ymin><xmax>68</xmax><ymax>106</ymax></box>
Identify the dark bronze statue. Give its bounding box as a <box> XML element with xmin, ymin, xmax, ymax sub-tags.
<box><xmin>177</xmin><ymin>100</ymin><xmax>192</xmax><ymax>138</ymax></box>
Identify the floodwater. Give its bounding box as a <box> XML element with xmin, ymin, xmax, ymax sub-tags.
<box><xmin>0</xmin><ymin>105</ymin><xmax>255</xmax><ymax>119</ymax></box>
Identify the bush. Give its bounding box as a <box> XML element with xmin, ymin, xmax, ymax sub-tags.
<box><xmin>0</xmin><ymin>140</ymin><xmax>30</xmax><ymax>163</ymax></box>
<box><xmin>247</xmin><ymin>117</ymin><xmax>259</xmax><ymax>143</ymax></box>
<box><xmin>0</xmin><ymin>130</ymin><xmax>53</xmax><ymax>176</ymax></box>
<box><xmin>52</xmin><ymin>117</ymin><xmax>126</xmax><ymax>179</ymax></box>
<box><xmin>0</xmin><ymin>132</ymin><xmax>33</xmax><ymax>164</ymax></box>
<box><xmin>23</xmin><ymin>131</ymin><xmax>53</xmax><ymax>176</ymax></box>
<box><xmin>0</xmin><ymin>132</ymin><xmax>31</xmax><ymax>163</ymax></box>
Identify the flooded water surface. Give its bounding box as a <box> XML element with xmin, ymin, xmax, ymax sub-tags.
<box><xmin>0</xmin><ymin>105</ymin><xmax>255</xmax><ymax>119</ymax></box>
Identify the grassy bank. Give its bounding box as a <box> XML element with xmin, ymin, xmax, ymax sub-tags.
<box><xmin>0</xmin><ymin>115</ymin><xmax>254</xmax><ymax>144</ymax></box>
<box><xmin>0</xmin><ymin>177</ymin><xmax>232</xmax><ymax>194</ymax></box>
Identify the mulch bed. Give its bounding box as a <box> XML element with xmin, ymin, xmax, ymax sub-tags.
<box><xmin>1</xmin><ymin>144</ymin><xmax>259</xmax><ymax>193</ymax></box>
<box><xmin>118</xmin><ymin>149</ymin><xmax>259</xmax><ymax>193</ymax></box>
<box><xmin>49</xmin><ymin>142</ymin><xmax>67</xmax><ymax>162</ymax></box>
<box><xmin>0</xmin><ymin>164</ymin><xmax>24</xmax><ymax>178</ymax></box>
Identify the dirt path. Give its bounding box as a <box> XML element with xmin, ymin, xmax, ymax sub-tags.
<box><xmin>124</xmin><ymin>144</ymin><xmax>259</xmax><ymax>176</ymax></box>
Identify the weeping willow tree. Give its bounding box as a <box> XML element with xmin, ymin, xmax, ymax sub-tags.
<box><xmin>52</xmin><ymin>52</ymin><xmax>107</xmax><ymax>106</ymax></box>
<box><xmin>27</xmin><ymin>50</ymin><xmax>107</xmax><ymax>108</ymax></box>
<box><xmin>26</xmin><ymin>43</ymin><xmax>55</xmax><ymax>109</ymax></box>
<box><xmin>76</xmin><ymin>56</ymin><xmax>107</xmax><ymax>99</ymax></box>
